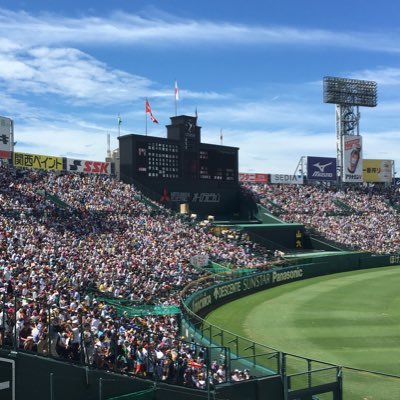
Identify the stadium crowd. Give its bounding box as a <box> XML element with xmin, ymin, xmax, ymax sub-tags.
<box><xmin>0</xmin><ymin>165</ymin><xmax>272</xmax><ymax>386</ymax></box>
<box><xmin>4</xmin><ymin>162</ymin><xmax>398</xmax><ymax>387</ymax></box>
<box><xmin>244</xmin><ymin>182</ymin><xmax>400</xmax><ymax>254</ymax></box>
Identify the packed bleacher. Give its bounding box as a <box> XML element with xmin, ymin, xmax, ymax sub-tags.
<box><xmin>243</xmin><ymin>182</ymin><xmax>400</xmax><ymax>254</ymax></box>
<box><xmin>3</xmin><ymin>161</ymin><xmax>399</xmax><ymax>388</ymax></box>
<box><xmin>0</xmin><ymin>165</ymin><xmax>276</xmax><ymax>387</ymax></box>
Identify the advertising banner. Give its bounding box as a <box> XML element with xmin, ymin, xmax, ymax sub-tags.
<box><xmin>307</xmin><ymin>156</ymin><xmax>337</xmax><ymax>181</ymax></box>
<box><xmin>0</xmin><ymin>116</ymin><xmax>12</xmax><ymax>158</ymax></box>
<box><xmin>13</xmin><ymin>152</ymin><xmax>63</xmax><ymax>171</ymax></box>
<box><xmin>66</xmin><ymin>158</ymin><xmax>112</xmax><ymax>174</ymax></box>
<box><xmin>190</xmin><ymin>254</ymin><xmax>210</xmax><ymax>268</ymax></box>
<box><xmin>270</xmin><ymin>174</ymin><xmax>303</xmax><ymax>184</ymax></box>
<box><xmin>343</xmin><ymin>135</ymin><xmax>363</xmax><ymax>182</ymax></box>
<box><xmin>362</xmin><ymin>159</ymin><xmax>393</xmax><ymax>183</ymax></box>
<box><xmin>239</xmin><ymin>173</ymin><xmax>269</xmax><ymax>183</ymax></box>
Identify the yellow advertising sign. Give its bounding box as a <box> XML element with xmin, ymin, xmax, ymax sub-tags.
<box><xmin>13</xmin><ymin>152</ymin><xmax>63</xmax><ymax>171</ymax></box>
<box><xmin>362</xmin><ymin>159</ymin><xmax>392</xmax><ymax>182</ymax></box>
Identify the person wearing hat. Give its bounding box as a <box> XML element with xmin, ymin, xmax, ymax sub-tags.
<box><xmin>70</xmin><ymin>319</ymin><xmax>81</xmax><ymax>361</ymax></box>
<box><xmin>82</xmin><ymin>328</ymin><xmax>95</xmax><ymax>365</ymax></box>
<box><xmin>37</xmin><ymin>328</ymin><xmax>49</xmax><ymax>355</ymax></box>
<box><xmin>195</xmin><ymin>372</ymin><xmax>207</xmax><ymax>389</ymax></box>
<box><xmin>231</xmin><ymin>369</ymin><xmax>241</xmax><ymax>382</ymax></box>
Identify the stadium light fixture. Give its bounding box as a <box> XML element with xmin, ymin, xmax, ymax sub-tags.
<box><xmin>323</xmin><ymin>76</ymin><xmax>377</xmax><ymax>107</ymax></box>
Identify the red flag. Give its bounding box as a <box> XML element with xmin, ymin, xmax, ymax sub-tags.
<box><xmin>145</xmin><ymin>98</ymin><xmax>158</xmax><ymax>124</ymax></box>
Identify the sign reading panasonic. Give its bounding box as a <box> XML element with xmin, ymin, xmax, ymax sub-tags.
<box><xmin>307</xmin><ymin>156</ymin><xmax>337</xmax><ymax>181</ymax></box>
<box><xmin>271</xmin><ymin>268</ymin><xmax>303</xmax><ymax>282</ymax></box>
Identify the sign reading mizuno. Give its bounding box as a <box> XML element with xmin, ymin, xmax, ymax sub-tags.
<box><xmin>307</xmin><ymin>156</ymin><xmax>337</xmax><ymax>181</ymax></box>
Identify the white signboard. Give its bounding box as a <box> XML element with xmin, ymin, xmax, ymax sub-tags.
<box><xmin>343</xmin><ymin>135</ymin><xmax>363</xmax><ymax>182</ymax></box>
<box><xmin>190</xmin><ymin>254</ymin><xmax>209</xmax><ymax>268</ymax></box>
<box><xmin>270</xmin><ymin>174</ymin><xmax>304</xmax><ymax>184</ymax></box>
<box><xmin>0</xmin><ymin>117</ymin><xmax>13</xmax><ymax>157</ymax></box>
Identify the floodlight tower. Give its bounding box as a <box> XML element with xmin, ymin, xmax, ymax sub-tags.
<box><xmin>323</xmin><ymin>77</ymin><xmax>377</xmax><ymax>182</ymax></box>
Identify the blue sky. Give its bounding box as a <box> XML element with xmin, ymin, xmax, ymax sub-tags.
<box><xmin>1</xmin><ymin>0</ymin><xmax>400</xmax><ymax>174</ymax></box>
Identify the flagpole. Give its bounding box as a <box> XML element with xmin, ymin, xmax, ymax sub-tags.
<box><xmin>118</xmin><ymin>113</ymin><xmax>121</xmax><ymax>137</ymax></box>
<box><xmin>174</xmin><ymin>80</ymin><xmax>179</xmax><ymax>116</ymax></box>
<box><xmin>220</xmin><ymin>129</ymin><xmax>223</xmax><ymax>145</ymax></box>
<box><xmin>145</xmin><ymin>105</ymin><xmax>148</xmax><ymax>136</ymax></box>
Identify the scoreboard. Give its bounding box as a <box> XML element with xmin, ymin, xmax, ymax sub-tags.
<box><xmin>119</xmin><ymin>115</ymin><xmax>240</xmax><ymax>216</ymax></box>
<box><xmin>136</xmin><ymin>140</ymin><xmax>181</xmax><ymax>179</ymax></box>
<box><xmin>199</xmin><ymin>148</ymin><xmax>236</xmax><ymax>181</ymax></box>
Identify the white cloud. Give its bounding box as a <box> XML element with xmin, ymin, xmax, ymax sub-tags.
<box><xmin>231</xmin><ymin>129</ymin><xmax>336</xmax><ymax>174</ymax></box>
<box><xmin>0</xmin><ymin>8</ymin><xmax>400</xmax><ymax>52</ymax></box>
<box><xmin>15</xmin><ymin>122</ymin><xmax>112</xmax><ymax>160</ymax></box>
<box><xmin>1</xmin><ymin>8</ymin><xmax>400</xmax><ymax>109</ymax></box>
<box><xmin>0</xmin><ymin>45</ymin><xmax>154</xmax><ymax>105</ymax></box>
<box><xmin>351</xmin><ymin>67</ymin><xmax>400</xmax><ymax>85</ymax></box>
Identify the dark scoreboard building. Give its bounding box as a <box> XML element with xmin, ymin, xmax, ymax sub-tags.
<box><xmin>119</xmin><ymin>115</ymin><xmax>241</xmax><ymax>217</ymax></box>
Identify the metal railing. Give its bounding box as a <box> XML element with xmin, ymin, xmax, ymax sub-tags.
<box><xmin>180</xmin><ymin>271</ymin><xmax>400</xmax><ymax>399</ymax></box>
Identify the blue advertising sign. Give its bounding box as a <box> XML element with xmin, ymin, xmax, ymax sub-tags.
<box><xmin>307</xmin><ymin>156</ymin><xmax>337</xmax><ymax>181</ymax></box>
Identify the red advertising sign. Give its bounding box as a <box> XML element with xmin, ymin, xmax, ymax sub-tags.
<box><xmin>66</xmin><ymin>158</ymin><xmax>111</xmax><ymax>174</ymax></box>
<box><xmin>239</xmin><ymin>173</ymin><xmax>269</xmax><ymax>183</ymax></box>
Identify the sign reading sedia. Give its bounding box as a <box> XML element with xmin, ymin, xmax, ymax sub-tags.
<box><xmin>13</xmin><ymin>152</ymin><xmax>63</xmax><ymax>171</ymax></box>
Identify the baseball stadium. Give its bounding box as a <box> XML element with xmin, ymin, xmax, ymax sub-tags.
<box><xmin>0</xmin><ymin>77</ymin><xmax>400</xmax><ymax>400</ymax></box>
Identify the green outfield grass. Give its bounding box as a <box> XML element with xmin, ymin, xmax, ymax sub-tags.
<box><xmin>205</xmin><ymin>266</ymin><xmax>400</xmax><ymax>376</ymax></box>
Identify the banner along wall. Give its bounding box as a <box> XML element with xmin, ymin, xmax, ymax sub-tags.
<box><xmin>185</xmin><ymin>253</ymin><xmax>394</xmax><ymax>318</ymax></box>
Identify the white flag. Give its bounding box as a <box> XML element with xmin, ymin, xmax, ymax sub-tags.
<box><xmin>174</xmin><ymin>80</ymin><xmax>179</xmax><ymax>101</ymax></box>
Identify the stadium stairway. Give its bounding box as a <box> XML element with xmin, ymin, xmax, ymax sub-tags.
<box><xmin>37</xmin><ymin>189</ymin><xmax>70</xmax><ymax>209</ymax></box>
<box><xmin>255</xmin><ymin>204</ymin><xmax>285</xmax><ymax>224</ymax></box>
<box><xmin>332</xmin><ymin>198</ymin><xmax>359</xmax><ymax>215</ymax></box>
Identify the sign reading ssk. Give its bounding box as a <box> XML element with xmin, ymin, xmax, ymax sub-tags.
<box><xmin>66</xmin><ymin>158</ymin><xmax>111</xmax><ymax>174</ymax></box>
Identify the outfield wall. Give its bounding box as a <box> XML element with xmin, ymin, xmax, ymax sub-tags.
<box><xmin>0</xmin><ymin>350</ymin><xmax>153</xmax><ymax>400</ymax></box>
<box><xmin>184</xmin><ymin>252</ymin><xmax>396</xmax><ymax>319</ymax></box>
